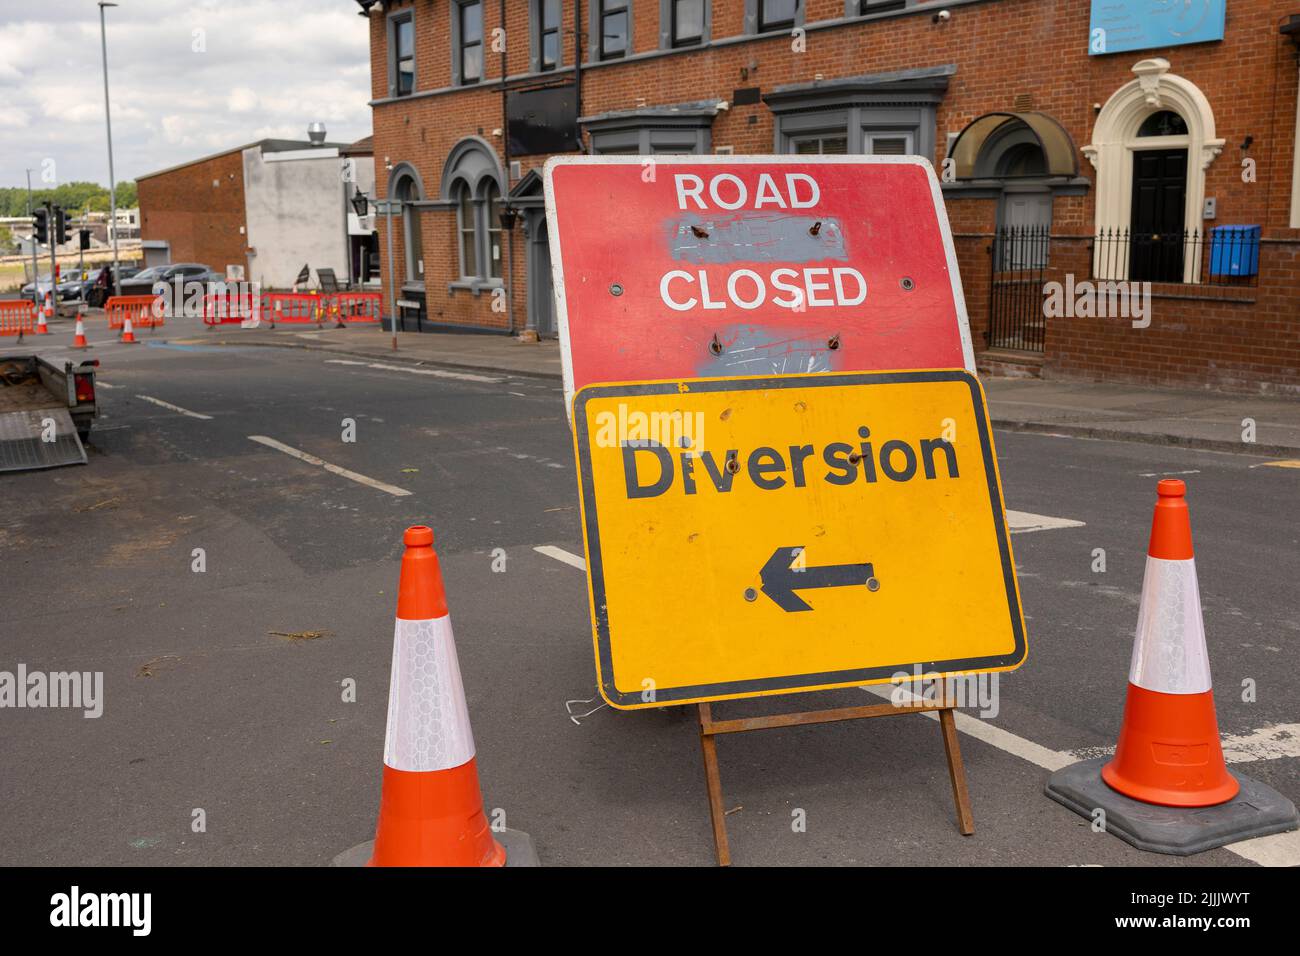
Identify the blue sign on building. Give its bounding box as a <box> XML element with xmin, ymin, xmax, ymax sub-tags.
<box><xmin>1089</xmin><ymin>1</ymin><xmax>1227</xmax><ymax>56</ymax></box>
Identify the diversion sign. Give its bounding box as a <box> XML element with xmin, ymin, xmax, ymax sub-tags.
<box><xmin>572</xmin><ymin>369</ymin><xmax>1026</xmax><ymax>709</ymax></box>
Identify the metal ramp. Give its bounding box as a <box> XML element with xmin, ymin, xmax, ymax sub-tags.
<box><xmin>0</xmin><ymin>408</ymin><xmax>87</xmax><ymax>472</ymax></box>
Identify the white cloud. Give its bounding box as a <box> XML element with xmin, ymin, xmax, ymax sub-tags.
<box><xmin>228</xmin><ymin>87</ymin><xmax>259</xmax><ymax>113</ymax></box>
<box><xmin>0</xmin><ymin>1</ymin><xmax>372</xmax><ymax>187</ymax></box>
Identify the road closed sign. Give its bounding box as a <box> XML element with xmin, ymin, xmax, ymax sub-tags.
<box><xmin>572</xmin><ymin>369</ymin><xmax>1026</xmax><ymax>709</ymax></box>
<box><xmin>544</xmin><ymin>156</ymin><xmax>975</xmax><ymax>411</ymax></box>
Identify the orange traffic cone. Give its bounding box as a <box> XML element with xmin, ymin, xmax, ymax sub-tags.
<box><xmin>1100</xmin><ymin>479</ymin><xmax>1238</xmax><ymax>806</ymax></box>
<box><xmin>367</xmin><ymin>526</ymin><xmax>506</xmax><ymax>867</ymax></box>
<box><xmin>35</xmin><ymin>308</ymin><xmax>50</xmax><ymax>335</ymax></box>
<box><xmin>42</xmin><ymin>291</ymin><xmax>54</xmax><ymax>319</ymax></box>
<box><xmin>72</xmin><ymin>317</ymin><xmax>88</xmax><ymax>349</ymax></box>
<box><xmin>1045</xmin><ymin>479</ymin><xmax>1297</xmax><ymax>853</ymax></box>
<box><xmin>120</xmin><ymin>316</ymin><xmax>137</xmax><ymax>344</ymax></box>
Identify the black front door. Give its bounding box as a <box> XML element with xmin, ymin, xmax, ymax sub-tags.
<box><xmin>1129</xmin><ymin>148</ymin><xmax>1187</xmax><ymax>282</ymax></box>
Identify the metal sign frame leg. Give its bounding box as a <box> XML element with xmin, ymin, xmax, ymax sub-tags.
<box><xmin>696</xmin><ymin>698</ymin><xmax>975</xmax><ymax>867</ymax></box>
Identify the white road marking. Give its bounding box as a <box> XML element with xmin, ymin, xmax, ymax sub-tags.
<box><xmin>865</xmin><ymin>685</ymin><xmax>1300</xmax><ymax>865</ymax></box>
<box><xmin>324</xmin><ymin>358</ymin><xmax>500</xmax><ymax>384</ymax></box>
<box><xmin>136</xmin><ymin>395</ymin><xmax>213</xmax><ymax>420</ymax></box>
<box><xmin>535</xmin><ymin>538</ymin><xmax>1297</xmax><ymax>865</ymax></box>
<box><xmin>1068</xmin><ymin>723</ymin><xmax>1300</xmax><ymax>765</ymax></box>
<box><xmin>1225</xmin><ymin>829</ymin><xmax>1300</xmax><ymax>867</ymax></box>
<box><xmin>1005</xmin><ymin>509</ymin><xmax>1086</xmax><ymax>533</ymax></box>
<box><xmin>1138</xmin><ymin>469</ymin><xmax>1201</xmax><ymax>478</ymax></box>
<box><xmin>534</xmin><ymin>545</ymin><xmax>587</xmax><ymax>571</ymax></box>
<box><xmin>861</xmin><ymin>684</ymin><xmax>1074</xmax><ymax>770</ymax></box>
<box><xmin>96</xmin><ymin>381</ymin><xmax>118</xmax><ymax>389</ymax></box>
<box><xmin>247</xmin><ymin>435</ymin><xmax>412</xmax><ymax>496</ymax></box>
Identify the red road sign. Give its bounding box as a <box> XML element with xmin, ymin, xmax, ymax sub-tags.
<box><xmin>543</xmin><ymin>156</ymin><xmax>975</xmax><ymax>410</ymax></box>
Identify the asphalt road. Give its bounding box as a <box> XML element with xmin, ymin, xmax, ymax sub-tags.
<box><xmin>2</xmin><ymin>319</ymin><xmax>1297</xmax><ymax>866</ymax></box>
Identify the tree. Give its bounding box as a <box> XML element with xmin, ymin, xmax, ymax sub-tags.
<box><xmin>0</xmin><ymin>181</ymin><xmax>138</xmax><ymax>217</ymax></box>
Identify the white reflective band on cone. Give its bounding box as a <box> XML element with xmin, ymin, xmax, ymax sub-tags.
<box><xmin>383</xmin><ymin>616</ymin><xmax>476</xmax><ymax>772</ymax></box>
<box><xmin>1128</xmin><ymin>556</ymin><xmax>1212</xmax><ymax>695</ymax></box>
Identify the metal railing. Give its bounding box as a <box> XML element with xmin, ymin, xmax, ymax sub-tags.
<box><xmin>988</xmin><ymin>226</ymin><xmax>1050</xmax><ymax>352</ymax></box>
<box><xmin>1092</xmin><ymin>227</ymin><xmax>1260</xmax><ymax>287</ymax></box>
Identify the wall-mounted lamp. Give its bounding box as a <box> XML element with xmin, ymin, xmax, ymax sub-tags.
<box><xmin>350</xmin><ymin>193</ymin><xmax>370</xmax><ymax>217</ymax></box>
<box><xmin>499</xmin><ymin>206</ymin><xmax>519</xmax><ymax>231</ymax></box>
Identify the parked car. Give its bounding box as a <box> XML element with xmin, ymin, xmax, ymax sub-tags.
<box><xmin>19</xmin><ymin>275</ymin><xmax>58</xmax><ymax>300</ymax></box>
<box><xmin>117</xmin><ymin>263</ymin><xmax>219</xmax><ymax>299</ymax></box>
<box><xmin>19</xmin><ymin>276</ymin><xmax>79</xmax><ymax>302</ymax></box>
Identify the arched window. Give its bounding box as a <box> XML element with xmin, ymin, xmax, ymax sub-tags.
<box><xmin>483</xmin><ymin>180</ymin><xmax>503</xmax><ymax>280</ymax></box>
<box><xmin>441</xmin><ymin>138</ymin><xmax>506</xmax><ymax>285</ymax></box>
<box><xmin>1137</xmin><ymin>110</ymin><xmax>1188</xmax><ymax>138</ymax></box>
<box><xmin>455</xmin><ymin>181</ymin><xmax>477</xmax><ymax>278</ymax></box>
<box><xmin>395</xmin><ymin>174</ymin><xmax>423</xmax><ymax>283</ymax></box>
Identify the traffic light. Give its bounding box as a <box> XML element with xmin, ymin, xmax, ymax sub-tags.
<box><xmin>79</xmin><ymin>228</ymin><xmax>91</xmax><ymax>251</ymax></box>
<box><xmin>54</xmin><ymin>206</ymin><xmax>69</xmax><ymax>245</ymax></box>
<box><xmin>33</xmin><ymin>207</ymin><xmax>48</xmax><ymax>245</ymax></box>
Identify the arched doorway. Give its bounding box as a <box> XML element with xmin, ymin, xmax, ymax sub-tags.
<box><xmin>1129</xmin><ymin>110</ymin><xmax>1189</xmax><ymax>282</ymax></box>
<box><xmin>1084</xmin><ymin>58</ymin><xmax>1224</xmax><ymax>283</ymax></box>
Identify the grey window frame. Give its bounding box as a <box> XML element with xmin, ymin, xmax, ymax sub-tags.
<box><xmin>661</xmin><ymin>0</ymin><xmax>708</xmax><ymax>49</ymax></box>
<box><xmin>589</xmin><ymin>127</ymin><xmax>711</xmax><ymax>154</ymax></box>
<box><xmin>454</xmin><ymin>180</ymin><xmax>478</xmax><ymax>281</ymax></box>
<box><xmin>451</xmin><ymin>178</ymin><xmax>504</xmax><ymax>284</ymax></box>
<box><xmin>745</xmin><ymin>0</ymin><xmax>804</xmax><ymax>35</ymax></box>
<box><xmin>531</xmin><ymin>0</ymin><xmax>563</xmax><ymax>73</ymax></box>
<box><xmin>452</xmin><ymin>0</ymin><xmax>485</xmax><ymax>86</ymax></box>
<box><xmin>582</xmin><ymin>106</ymin><xmax>716</xmax><ymax>155</ymax></box>
<box><xmin>440</xmin><ymin>138</ymin><xmax>506</xmax><ymax>291</ymax></box>
<box><xmin>764</xmin><ymin>67</ymin><xmax>953</xmax><ymax>163</ymax></box>
<box><xmin>393</xmin><ymin>172</ymin><xmax>424</xmax><ymax>284</ymax></box>
<box><xmin>482</xmin><ymin>180</ymin><xmax>504</xmax><ymax>280</ymax></box>
<box><xmin>592</xmin><ymin>0</ymin><xmax>632</xmax><ymax>62</ymax></box>
<box><xmin>386</xmin><ymin>7</ymin><xmax>416</xmax><ymax>98</ymax></box>
<box><xmin>848</xmin><ymin>0</ymin><xmax>910</xmax><ymax>17</ymax></box>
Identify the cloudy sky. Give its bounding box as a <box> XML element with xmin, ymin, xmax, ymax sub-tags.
<box><xmin>0</xmin><ymin>0</ymin><xmax>372</xmax><ymax>188</ymax></box>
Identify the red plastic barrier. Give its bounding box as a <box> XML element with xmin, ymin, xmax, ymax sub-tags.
<box><xmin>0</xmin><ymin>300</ymin><xmax>36</xmax><ymax>339</ymax></box>
<box><xmin>330</xmin><ymin>292</ymin><xmax>382</xmax><ymax>325</ymax></box>
<box><xmin>203</xmin><ymin>292</ymin><xmax>259</xmax><ymax>326</ymax></box>
<box><xmin>263</xmin><ymin>292</ymin><xmax>324</xmax><ymax>327</ymax></box>
<box><xmin>106</xmin><ymin>295</ymin><xmax>163</xmax><ymax>329</ymax></box>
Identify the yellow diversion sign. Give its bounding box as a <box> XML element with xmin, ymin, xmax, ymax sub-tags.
<box><xmin>572</xmin><ymin>370</ymin><xmax>1027</xmax><ymax>709</ymax></box>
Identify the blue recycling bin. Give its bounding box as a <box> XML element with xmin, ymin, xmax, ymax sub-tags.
<box><xmin>1208</xmin><ymin>225</ymin><xmax>1260</xmax><ymax>277</ymax></box>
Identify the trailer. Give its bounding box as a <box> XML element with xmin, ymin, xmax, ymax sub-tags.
<box><xmin>0</xmin><ymin>354</ymin><xmax>99</xmax><ymax>472</ymax></box>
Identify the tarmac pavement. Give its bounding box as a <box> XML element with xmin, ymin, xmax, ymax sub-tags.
<box><xmin>2</xmin><ymin>319</ymin><xmax>1297</xmax><ymax>866</ymax></box>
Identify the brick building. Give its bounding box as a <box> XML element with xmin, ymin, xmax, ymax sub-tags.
<box><xmin>138</xmin><ymin>135</ymin><xmax>377</xmax><ymax>289</ymax></box>
<box><xmin>358</xmin><ymin>0</ymin><xmax>1300</xmax><ymax>394</ymax></box>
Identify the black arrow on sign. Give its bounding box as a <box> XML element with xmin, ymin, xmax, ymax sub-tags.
<box><xmin>759</xmin><ymin>547</ymin><xmax>876</xmax><ymax>612</ymax></box>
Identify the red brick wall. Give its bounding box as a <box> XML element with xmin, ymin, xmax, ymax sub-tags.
<box><xmin>137</xmin><ymin>149</ymin><xmax>248</xmax><ymax>276</ymax></box>
<box><xmin>367</xmin><ymin>0</ymin><xmax>1300</xmax><ymax>393</ymax></box>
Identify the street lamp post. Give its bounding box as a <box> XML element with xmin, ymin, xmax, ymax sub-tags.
<box><xmin>382</xmin><ymin>157</ymin><xmax>397</xmax><ymax>352</ymax></box>
<box><xmin>98</xmin><ymin>2</ymin><xmax>121</xmax><ymax>300</ymax></box>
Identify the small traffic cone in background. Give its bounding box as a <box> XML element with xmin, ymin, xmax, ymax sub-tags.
<box><xmin>1045</xmin><ymin>478</ymin><xmax>1298</xmax><ymax>854</ymax></box>
<box><xmin>1101</xmin><ymin>479</ymin><xmax>1237</xmax><ymax>806</ymax></box>
<box><xmin>120</xmin><ymin>316</ymin><xmax>137</xmax><ymax>344</ymax></box>
<box><xmin>332</xmin><ymin>525</ymin><xmax>536</xmax><ymax>867</ymax></box>
<box><xmin>35</xmin><ymin>308</ymin><xmax>50</xmax><ymax>335</ymax></box>
<box><xmin>72</xmin><ymin>317</ymin><xmax>88</xmax><ymax>349</ymax></box>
